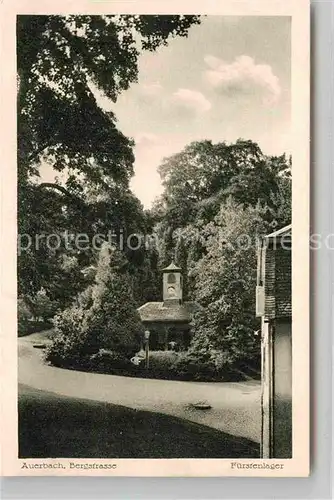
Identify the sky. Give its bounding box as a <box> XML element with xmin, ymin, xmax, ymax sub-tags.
<box><xmin>106</xmin><ymin>15</ymin><xmax>291</xmax><ymax>208</ymax></box>
<box><xmin>41</xmin><ymin>16</ymin><xmax>291</xmax><ymax>209</ymax></box>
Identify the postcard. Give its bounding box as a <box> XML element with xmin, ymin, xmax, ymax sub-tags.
<box><xmin>0</xmin><ymin>0</ymin><xmax>310</xmax><ymax>477</ymax></box>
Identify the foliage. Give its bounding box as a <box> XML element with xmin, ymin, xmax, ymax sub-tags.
<box><xmin>85</xmin><ymin>242</ymin><xmax>143</xmax><ymax>354</ymax></box>
<box><xmin>18</xmin><ymin>15</ymin><xmax>200</xmax><ymax>302</ymax></box>
<box><xmin>152</xmin><ymin>138</ymin><xmax>291</xmax><ymax>312</ymax></box>
<box><xmin>89</xmin><ymin>349</ymin><xmax>132</xmax><ymax>373</ymax></box>
<box><xmin>146</xmin><ymin>350</ymin><xmax>179</xmax><ymax>373</ymax></box>
<box><xmin>18</xmin><ymin>181</ymin><xmax>91</xmax><ymax>298</ymax></box>
<box><xmin>129</xmin><ymin>246</ymin><xmax>161</xmax><ymax>305</ymax></box>
<box><xmin>19</xmin><ymin>384</ymin><xmax>259</xmax><ymax>458</ymax></box>
<box><xmin>18</xmin><ymin>297</ymin><xmax>33</xmax><ymax>322</ymax></box>
<box><xmin>27</xmin><ymin>288</ymin><xmax>60</xmax><ymax>320</ymax></box>
<box><xmin>186</xmin><ymin>199</ymin><xmax>268</xmax><ymax>366</ymax></box>
<box><xmin>18</xmin><ymin>297</ymin><xmax>33</xmax><ymax>335</ymax></box>
<box><xmin>150</xmin><ymin>139</ymin><xmax>291</xmax><ymax>372</ymax></box>
<box><xmin>155</xmin><ymin>225</ymin><xmax>175</xmax><ymax>269</ymax></box>
<box><xmin>80</xmin><ymin>348</ymin><xmax>246</xmax><ymax>382</ymax></box>
<box><xmin>174</xmin><ymin>234</ymin><xmax>189</xmax><ymax>299</ymax></box>
<box><xmin>173</xmin><ymin>348</ymin><xmax>237</xmax><ymax>382</ymax></box>
<box><xmin>155</xmin><ymin>139</ymin><xmax>291</xmax><ymax>229</ymax></box>
<box><xmin>46</xmin><ymin>242</ymin><xmax>143</xmax><ymax>367</ymax></box>
<box><xmin>19</xmin><ymin>17</ymin><xmax>291</xmax><ymax>379</ymax></box>
<box><xmin>18</xmin><ymin>15</ymin><xmax>200</xmax><ymax>185</ymax></box>
<box><xmin>18</xmin><ymin>291</ymin><xmax>57</xmax><ymax>335</ymax></box>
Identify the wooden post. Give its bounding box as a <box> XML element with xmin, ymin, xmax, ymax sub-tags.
<box><xmin>144</xmin><ymin>330</ymin><xmax>150</xmax><ymax>369</ymax></box>
<box><xmin>145</xmin><ymin>341</ymin><xmax>149</xmax><ymax>369</ymax></box>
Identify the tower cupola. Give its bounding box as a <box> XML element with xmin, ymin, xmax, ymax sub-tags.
<box><xmin>162</xmin><ymin>262</ymin><xmax>183</xmax><ymax>306</ymax></box>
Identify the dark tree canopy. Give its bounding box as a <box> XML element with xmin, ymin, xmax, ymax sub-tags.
<box><xmin>17</xmin><ymin>15</ymin><xmax>200</xmax><ymax>298</ymax></box>
<box><xmin>17</xmin><ymin>15</ymin><xmax>200</xmax><ymax>188</ymax></box>
<box><xmin>155</xmin><ymin>139</ymin><xmax>291</xmax><ymax>229</ymax></box>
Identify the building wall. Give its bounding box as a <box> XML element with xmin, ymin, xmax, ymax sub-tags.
<box><xmin>143</xmin><ymin>322</ymin><xmax>191</xmax><ymax>351</ymax></box>
<box><xmin>273</xmin><ymin>320</ymin><xmax>292</xmax><ymax>458</ymax></box>
<box><xmin>274</xmin><ymin>246</ymin><xmax>292</xmax><ymax>318</ymax></box>
<box><xmin>261</xmin><ymin>320</ymin><xmax>272</xmax><ymax>458</ymax></box>
<box><xmin>264</xmin><ymin>243</ymin><xmax>292</xmax><ymax>320</ymax></box>
<box><xmin>163</xmin><ymin>272</ymin><xmax>182</xmax><ymax>303</ymax></box>
<box><xmin>260</xmin><ymin>234</ymin><xmax>292</xmax><ymax>458</ymax></box>
<box><xmin>261</xmin><ymin>319</ymin><xmax>292</xmax><ymax>458</ymax></box>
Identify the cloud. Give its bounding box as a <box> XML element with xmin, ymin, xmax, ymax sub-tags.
<box><xmin>138</xmin><ymin>82</ymin><xmax>163</xmax><ymax>97</ymax></box>
<box><xmin>134</xmin><ymin>133</ymin><xmax>161</xmax><ymax>153</ymax></box>
<box><xmin>135</xmin><ymin>132</ymin><xmax>159</xmax><ymax>146</ymax></box>
<box><xmin>135</xmin><ymin>84</ymin><xmax>212</xmax><ymax>119</ymax></box>
<box><xmin>204</xmin><ymin>55</ymin><xmax>281</xmax><ymax>104</ymax></box>
<box><xmin>171</xmin><ymin>88</ymin><xmax>212</xmax><ymax>115</ymax></box>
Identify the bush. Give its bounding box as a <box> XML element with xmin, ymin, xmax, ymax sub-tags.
<box><xmin>46</xmin><ymin>244</ymin><xmax>142</xmax><ymax>369</ymax></box>
<box><xmin>44</xmin><ymin>304</ymin><xmax>90</xmax><ymax>367</ymax></box>
<box><xmin>82</xmin><ymin>348</ymin><xmax>244</xmax><ymax>382</ymax></box>
<box><xmin>18</xmin><ymin>320</ymin><xmax>53</xmax><ymax>337</ymax></box>
<box><xmin>44</xmin><ymin>333</ymin><xmax>88</xmax><ymax>369</ymax></box>
<box><xmin>18</xmin><ymin>297</ymin><xmax>32</xmax><ymax>335</ymax></box>
<box><xmin>89</xmin><ymin>349</ymin><xmax>132</xmax><ymax>373</ymax></box>
<box><xmin>172</xmin><ymin>349</ymin><xmax>239</xmax><ymax>381</ymax></box>
<box><xmin>85</xmin><ymin>243</ymin><xmax>143</xmax><ymax>356</ymax></box>
<box><xmin>18</xmin><ymin>292</ymin><xmax>59</xmax><ymax>336</ymax></box>
<box><xmin>146</xmin><ymin>350</ymin><xmax>179</xmax><ymax>376</ymax></box>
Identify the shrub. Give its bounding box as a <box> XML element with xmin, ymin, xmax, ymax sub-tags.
<box><xmin>18</xmin><ymin>296</ymin><xmax>55</xmax><ymax>336</ymax></box>
<box><xmin>46</xmin><ymin>243</ymin><xmax>143</xmax><ymax>369</ymax></box>
<box><xmin>18</xmin><ymin>291</ymin><xmax>60</xmax><ymax>336</ymax></box>
<box><xmin>29</xmin><ymin>289</ymin><xmax>60</xmax><ymax>321</ymax></box>
<box><xmin>172</xmin><ymin>350</ymin><xmax>237</xmax><ymax>381</ymax></box>
<box><xmin>85</xmin><ymin>243</ymin><xmax>143</xmax><ymax>356</ymax></box>
<box><xmin>147</xmin><ymin>350</ymin><xmax>179</xmax><ymax>376</ymax></box>
<box><xmin>18</xmin><ymin>320</ymin><xmax>53</xmax><ymax>337</ymax></box>
<box><xmin>18</xmin><ymin>298</ymin><xmax>33</xmax><ymax>335</ymax></box>
<box><xmin>44</xmin><ymin>304</ymin><xmax>91</xmax><ymax>367</ymax></box>
<box><xmin>89</xmin><ymin>349</ymin><xmax>132</xmax><ymax>373</ymax></box>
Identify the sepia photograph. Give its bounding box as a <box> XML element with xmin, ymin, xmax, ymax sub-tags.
<box><xmin>16</xmin><ymin>13</ymin><xmax>293</xmax><ymax>461</ymax></box>
<box><xmin>0</xmin><ymin>0</ymin><xmax>310</xmax><ymax>477</ymax></box>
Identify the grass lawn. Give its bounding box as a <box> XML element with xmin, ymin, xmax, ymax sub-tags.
<box><xmin>19</xmin><ymin>384</ymin><xmax>259</xmax><ymax>459</ymax></box>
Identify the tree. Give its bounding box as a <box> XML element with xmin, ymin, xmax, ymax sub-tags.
<box><xmin>18</xmin><ymin>182</ymin><xmax>90</xmax><ymax>298</ymax></box>
<box><xmin>155</xmin><ymin>139</ymin><xmax>291</xmax><ymax>229</ymax></box>
<box><xmin>17</xmin><ymin>15</ymin><xmax>200</xmax><ymax>299</ymax></box>
<box><xmin>188</xmin><ymin>198</ymin><xmax>269</xmax><ymax>365</ymax></box>
<box><xmin>84</xmin><ymin>242</ymin><xmax>143</xmax><ymax>355</ymax></box>
<box><xmin>129</xmin><ymin>246</ymin><xmax>161</xmax><ymax>305</ymax></box>
<box><xmin>47</xmin><ymin>242</ymin><xmax>143</xmax><ymax>366</ymax></box>
<box><xmin>17</xmin><ymin>15</ymin><xmax>200</xmax><ymax>188</ymax></box>
<box><xmin>175</xmin><ymin>234</ymin><xmax>189</xmax><ymax>300</ymax></box>
<box><xmin>155</xmin><ymin>224</ymin><xmax>175</xmax><ymax>269</ymax></box>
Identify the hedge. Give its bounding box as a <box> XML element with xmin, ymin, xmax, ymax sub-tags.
<box><xmin>45</xmin><ymin>348</ymin><xmax>248</xmax><ymax>382</ymax></box>
<box><xmin>18</xmin><ymin>321</ymin><xmax>53</xmax><ymax>337</ymax></box>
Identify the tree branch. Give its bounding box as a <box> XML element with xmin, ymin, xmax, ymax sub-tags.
<box><xmin>38</xmin><ymin>183</ymin><xmax>85</xmax><ymax>207</ymax></box>
<box><xmin>27</xmin><ymin>144</ymin><xmax>49</xmax><ymax>164</ymax></box>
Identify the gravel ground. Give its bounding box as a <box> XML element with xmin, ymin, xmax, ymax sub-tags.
<box><xmin>18</xmin><ymin>334</ymin><xmax>261</xmax><ymax>444</ymax></box>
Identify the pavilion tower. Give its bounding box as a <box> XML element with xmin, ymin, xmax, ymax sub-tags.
<box><xmin>162</xmin><ymin>262</ymin><xmax>183</xmax><ymax>306</ymax></box>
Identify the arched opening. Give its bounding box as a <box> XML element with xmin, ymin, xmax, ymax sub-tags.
<box><xmin>167</xmin><ymin>273</ymin><xmax>176</xmax><ymax>284</ymax></box>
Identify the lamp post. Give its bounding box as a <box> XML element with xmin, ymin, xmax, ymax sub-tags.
<box><xmin>144</xmin><ymin>330</ymin><xmax>150</xmax><ymax>369</ymax></box>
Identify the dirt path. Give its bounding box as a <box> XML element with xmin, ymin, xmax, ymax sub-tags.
<box><xmin>18</xmin><ymin>335</ymin><xmax>261</xmax><ymax>443</ymax></box>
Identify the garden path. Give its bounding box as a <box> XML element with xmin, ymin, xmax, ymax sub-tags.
<box><xmin>18</xmin><ymin>334</ymin><xmax>261</xmax><ymax>443</ymax></box>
